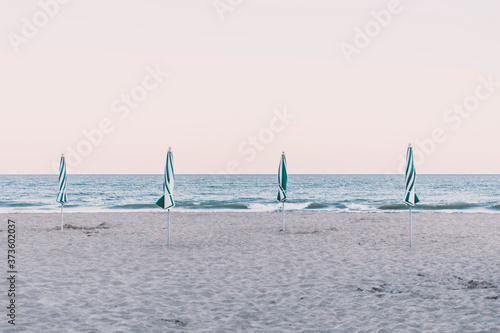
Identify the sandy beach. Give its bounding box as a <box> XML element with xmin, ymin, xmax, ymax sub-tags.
<box><xmin>2</xmin><ymin>212</ymin><xmax>499</xmax><ymax>332</ymax></box>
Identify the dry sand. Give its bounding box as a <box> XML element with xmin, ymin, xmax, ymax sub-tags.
<box><xmin>1</xmin><ymin>212</ymin><xmax>499</xmax><ymax>332</ymax></box>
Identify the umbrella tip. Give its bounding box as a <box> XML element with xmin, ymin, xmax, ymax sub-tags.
<box><xmin>168</xmin><ymin>147</ymin><xmax>172</xmax><ymax>152</ymax></box>
<box><xmin>282</xmin><ymin>151</ymin><xmax>285</xmax><ymax>155</ymax></box>
<box><xmin>408</xmin><ymin>143</ymin><xmax>411</xmax><ymax>147</ymax></box>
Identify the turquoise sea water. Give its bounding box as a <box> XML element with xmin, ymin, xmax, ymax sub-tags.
<box><xmin>0</xmin><ymin>174</ymin><xmax>499</xmax><ymax>213</ymax></box>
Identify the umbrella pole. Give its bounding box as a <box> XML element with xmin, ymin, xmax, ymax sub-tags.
<box><xmin>61</xmin><ymin>203</ymin><xmax>64</xmax><ymax>232</ymax></box>
<box><xmin>282</xmin><ymin>202</ymin><xmax>285</xmax><ymax>232</ymax></box>
<box><xmin>167</xmin><ymin>209</ymin><xmax>170</xmax><ymax>248</ymax></box>
<box><xmin>409</xmin><ymin>206</ymin><xmax>412</xmax><ymax>248</ymax></box>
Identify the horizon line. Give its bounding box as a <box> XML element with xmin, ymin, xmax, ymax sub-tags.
<box><xmin>2</xmin><ymin>173</ymin><xmax>500</xmax><ymax>176</ymax></box>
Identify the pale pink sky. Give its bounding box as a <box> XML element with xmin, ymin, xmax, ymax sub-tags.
<box><xmin>1</xmin><ymin>0</ymin><xmax>500</xmax><ymax>174</ymax></box>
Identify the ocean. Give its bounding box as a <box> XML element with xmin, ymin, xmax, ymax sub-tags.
<box><xmin>0</xmin><ymin>174</ymin><xmax>499</xmax><ymax>213</ymax></box>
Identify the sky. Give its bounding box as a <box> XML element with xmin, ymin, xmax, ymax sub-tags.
<box><xmin>1</xmin><ymin>0</ymin><xmax>499</xmax><ymax>174</ymax></box>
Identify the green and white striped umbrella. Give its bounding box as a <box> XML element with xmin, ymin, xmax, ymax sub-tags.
<box><xmin>56</xmin><ymin>154</ymin><xmax>67</xmax><ymax>204</ymax></box>
<box><xmin>156</xmin><ymin>147</ymin><xmax>175</xmax><ymax>210</ymax></box>
<box><xmin>156</xmin><ymin>147</ymin><xmax>175</xmax><ymax>247</ymax></box>
<box><xmin>278</xmin><ymin>152</ymin><xmax>287</xmax><ymax>231</ymax></box>
<box><xmin>277</xmin><ymin>152</ymin><xmax>287</xmax><ymax>202</ymax></box>
<box><xmin>404</xmin><ymin>144</ymin><xmax>419</xmax><ymax>247</ymax></box>
<box><xmin>404</xmin><ymin>145</ymin><xmax>419</xmax><ymax>206</ymax></box>
<box><xmin>57</xmin><ymin>154</ymin><xmax>67</xmax><ymax>231</ymax></box>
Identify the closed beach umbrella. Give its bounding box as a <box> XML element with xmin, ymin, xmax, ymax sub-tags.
<box><xmin>278</xmin><ymin>151</ymin><xmax>287</xmax><ymax>231</ymax></box>
<box><xmin>156</xmin><ymin>147</ymin><xmax>175</xmax><ymax>247</ymax></box>
<box><xmin>56</xmin><ymin>154</ymin><xmax>67</xmax><ymax>232</ymax></box>
<box><xmin>404</xmin><ymin>144</ymin><xmax>419</xmax><ymax>247</ymax></box>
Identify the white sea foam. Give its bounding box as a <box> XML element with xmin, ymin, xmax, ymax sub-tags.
<box><xmin>1</xmin><ymin>175</ymin><xmax>500</xmax><ymax>213</ymax></box>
